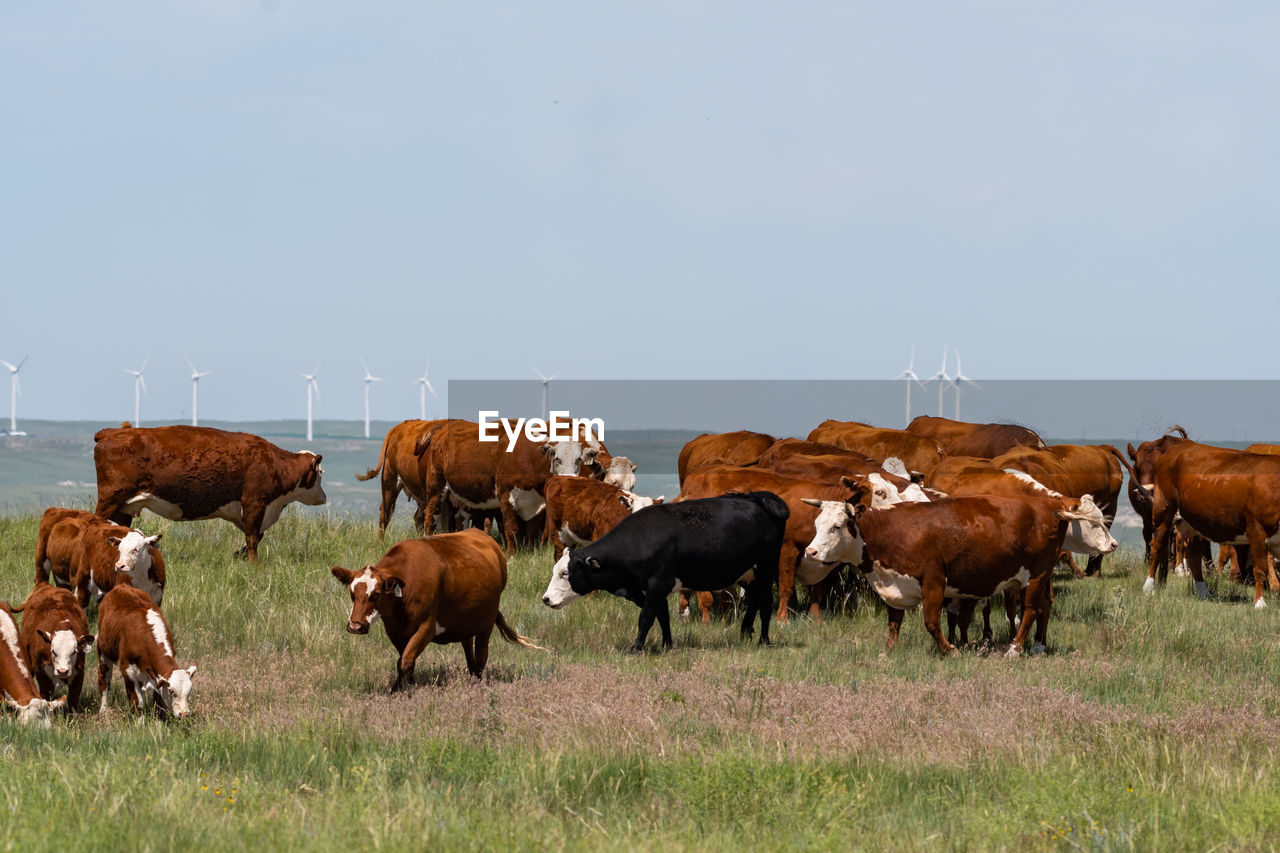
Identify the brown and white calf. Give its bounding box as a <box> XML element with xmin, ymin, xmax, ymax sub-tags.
<box><xmin>331</xmin><ymin>528</ymin><xmax>543</xmax><ymax>690</ymax></box>
<box><xmin>543</xmin><ymin>476</ymin><xmax>663</xmax><ymax>561</ymax></box>
<box><xmin>36</xmin><ymin>510</ymin><xmax>165</xmax><ymax>607</ymax></box>
<box><xmin>96</xmin><ymin>585</ymin><xmax>197</xmax><ymax>719</ymax></box>
<box><xmin>804</xmin><ymin>485</ymin><xmax>1110</xmax><ymax>656</ymax></box>
<box><xmin>0</xmin><ymin>604</ymin><xmax>65</xmax><ymax>726</ymax></box>
<box><xmin>16</xmin><ymin>581</ymin><xmax>94</xmax><ymax>711</ymax></box>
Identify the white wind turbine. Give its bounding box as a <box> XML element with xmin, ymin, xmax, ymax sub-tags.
<box><xmin>412</xmin><ymin>361</ymin><xmax>437</xmax><ymax>420</ymax></box>
<box><xmin>895</xmin><ymin>346</ymin><xmax>925</xmax><ymax>427</ymax></box>
<box><xmin>361</xmin><ymin>360</ymin><xmax>383</xmax><ymax>439</ymax></box>
<box><xmin>1</xmin><ymin>356</ymin><xmax>27</xmax><ymax>435</ymax></box>
<box><xmin>124</xmin><ymin>357</ymin><xmax>148</xmax><ymax>426</ymax></box>
<box><xmin>929</xmin><ymin>346</ymin><xmax>950</xmax><ymax>417</ymax></box>
<box><xmin>951</xmin><ymin>349</ymin><xmax>980</xmax><ymax>420</ymax></box>
<box><xmin>300</xmin><ymin>364</ymin><xmax>319</xmax><ymax>442</ymax></box>
<box><xmin>186</xmin><ymin>357</ymin><xmax>212</xmax><ymax>427</ymax></box>
<box><xmin>532</xmin><ymin>367</ymin><xmax>560</xmax><ymax>422</ymax></box>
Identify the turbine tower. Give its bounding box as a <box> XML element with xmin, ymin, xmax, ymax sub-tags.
<box><xmin>412</xmin><ymin>361</ymin><xmax>437</xmax><ymax>420</ymax></box>
<box><xmin>1</xmin><ymin>356</ymin><xmax>27</xmax><ymax>435</ymax></box>
<box><xmin>186</xmin><ymin>357</ymin><xmax>212</xmax><ymax>427</ymax></box>
<box><xmin>361</xmin><ymin>360</ymin><xmax>383</xmax><ymax>439</ymax></box>
<box><xmin>532</xmin><ymin>367</ymin><xmax>560</xmax><ymax>422</ymax></box>
<box><xmin>300</xmin><ymin>364</ymin><xmax>319</xmax><ymax>442</ymax></box>
<box><xmin>929</xmin><ymin>346</ymin><xmax>950</xmax><ymax>417</ymax></box>
<box><xmin>895</xmin><ymin>346</ymin><xmax>925</xmax><ymax>428</ymax></box>
<box><xmin>951</xmin><ymin>349</ymin><xmax>980</xmax><ymax>420</ymax></box>
<box><xmin>124</xmin><ymin>357</ymin><xmax>148</xmax><ymax>426</ymax></box>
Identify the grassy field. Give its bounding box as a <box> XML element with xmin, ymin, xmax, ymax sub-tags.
<box><xmin>3</xmin><ymin>508</ymin><xmax>1280</xmax><ymax>851</ymax></box>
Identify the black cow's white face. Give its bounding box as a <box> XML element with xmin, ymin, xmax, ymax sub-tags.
<box><xmin>541</xmin><ymin>551</ymin><xmax>582</xmax><ymax>609</ymax></box>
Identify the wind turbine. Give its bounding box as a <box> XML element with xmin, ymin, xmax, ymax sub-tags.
<box><xmin>929</xmin><ymin>346</ymin><xmax>950</xmax><ymax>417</ymax></box>
<box><xmin>300</xmin><ymin>364</ymin><xmax>319</xmax><ymax>442</ymax></box>
<box><xmin>412</xmin><ymin>361</ymin><xmax>437</xmax><ymax>420</ymax></box>
<box><xmin>532</xmin><ymin>367</ymin><xmax>560</xmax><ymax>422</ymax></box>
<box><xmin>186</xmin><ymin>357</ymin><xmax>212</xmax><ymax>427</ymax></box>
<box><xmin>951</xmin><ymin>349</ymin><xmax>980</xmax><ymax>420</ymax></box>
<box><xmin>360</xmin><ymin>360</ymin><xmax>383</xmax><ymax>439</ymax></box>
<box><xmin>895</xmin><ymin>346</ymin><xmax>925</xmax><ymax>427</ymax></box>
<box><xmin>124</xmin><ymin>357</ymin><xmax>148</xmax><ymax>426</ymax></box>
<box><xmin>1</xmin><ymin>356</ymin><xmax>27</xmax><ymax>435</ymax></box>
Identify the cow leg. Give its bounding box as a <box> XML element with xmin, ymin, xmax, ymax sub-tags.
<box><xmin>95</xmin><ymin>491</ymin><xmax>134</xmax><ymax>527</ymax></box>
<box><xmin>461</xmin><ymin>637</ymin><xmax>477</xmax><ymax>675</ymax></box>
<box><xmin>497</xmin><ymin>492</ymin><xmax>519</xmax><ymax>557</ymax></box>
<box><xmin>377</xmin><ymin>471</ymin><xmax>401</xmax><ymax>537</ymax></box>
<box><xmin>1248</xmin><ymin>524</ymin><xmax>1271</xmax><ymax>608</ymax></box>
<box><xmin>393</xmin><ymin>619</ymin><xmax>438</xmax><ymax>691</ymax></box>
<box><xmin>1183</xmin><ymin>536</ymin><xmax>1210</xmax><ymax>599</ymax></box>
<box><xmin>631</xmin><ymin>578</ymin><xmax>676</xmax><ymax>653</ymax></box>
<box><xmin>34</xmin><ymin>669</ymin><xmax>55</xmax><ymax>702</ymax></box>
<box><xmin>774</xmin><ymin>543</ymin><xmax>802</xmax><ymax>623</ymax></box>
<box><xmin>1008</xmin><ymin>573</ymin><xmax>1050</xmax><ymax>657</ymax></box>
<box><xmin>97</xmin><ymin>657</ymin><xmax>114</xmax><ymax>713</ymax></box>
<box><xmin>921</xmin><ymin>575</ymin><xmax>956</xmax><ymax>656</ymax></box>
<box><xmin>1145</xmin><ymin>498</ymin><xmax>1176</xmax><ymax>593</ymax></box>
<box><xmin>744</xmin><ymin>579</ymin><xmax>773</xmax><ymax>646</ymax></box>
<box><xmin>67</xmin><ymin>669</ymin><xmax>84</xmax><ymax>712</ymax></box>
<box><xmin>472</xmin><ymin>628</ymin><xmax>493</xmax><ymax>678</ymax></box>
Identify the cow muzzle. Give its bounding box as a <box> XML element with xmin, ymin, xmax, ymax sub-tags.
<box><xmin>347</xmin><ymin>620</ymin><xmax>369</xmax><ymax>634</ymax></box>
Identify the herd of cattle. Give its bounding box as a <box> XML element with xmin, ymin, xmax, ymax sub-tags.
<box><xmin>4</xmin><ymin>414</ymin><xmax>1280</xmax><ymax>726</ymax></box>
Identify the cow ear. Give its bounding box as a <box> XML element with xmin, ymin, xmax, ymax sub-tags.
<box><xmin>1127</xmin><ymin>443</ymin><xmax>1137</xmax><ymax>461</ymax></box>
<box><xmin>629</xmin><ymin>462</ymin><xmax>637</xmax><ymax>473</ymax></box>
<box><xmin>586</xmin><ymin>557</ymin><xmax>601</xmax><ymax>569</ymax></box>
<box><xmin>80</xmin><ymin>634</ymin><xmax>95</xmax><ymax>653</ymax></box>
<box><xmin>653</xmin><ymin>497</ymin><xmax>665</xmax><ymax>505</ymax></box>
<box><xmin>385</xmin><ymin>577</ymin><xmax>404</xmax><ymax>598</ymax></box>
<box><xmin>330</xmin><ymin>566</ymin><xmax>354</xmax><ymax>584</ymax></box>
<box><xmin>616</xmin><ymin>494</ymin><xmax>633</xmax><ymax>509</ymax></box>
<box><xmin>107</xmin><ymin>536</ymin><xmax>122</xmax><ymax>547</ymax></box>
<box><xmin>146</xmin><ymin>534</ymin><xmax>163</xmax><ymax>545</ymax></box>
<box><xmin>187</xmin><ymin>665</ymin><xmax>198</xmax><ymax>678</ymax></box>
<box><xmin>909</xmin><ymin>471</ymin><xmax>926</xmax><ymax>485</ymax></box>
<box><xmin>37</xmin><ymin>629</ymin><xmax>53</xmax><ymax>644</ymax></box>
<box><xmin>542</xmin><ymin>443</ymin><xmax>555</xmax><ymax>458</ymax></box>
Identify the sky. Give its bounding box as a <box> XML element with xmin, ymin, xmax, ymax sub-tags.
<box><xmin>3</xmin><ymin>2</ymin><xmax>1279</xmax><ymax>423</ymax></box>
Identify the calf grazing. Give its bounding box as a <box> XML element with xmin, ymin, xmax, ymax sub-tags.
<box><xmin>805</xmin><ymin>485</ymin><xmax>1106</xmax><ymax>656</ymax></box>
<box><xmin>96</xmin><ymin>586</ymin><xmax>197</xmax><ymax>719</ymax></box>
<box><xmin>0</xmin><ymin>604</ymin><xmax>65</xmax><ymax>726</ymax></box>
<box><xmin>35</xmin><ymin>508</ymin><xmax>165</xmax><ymax>607</ymax></box>
<box><xmin>555</xmin><ymin>492</ymin><xmax>789</xmax><ymax>653</ymax></box>
<box><xmin>331</xmin><ymin>528</ymin><xmax>543</xmax><ymax>690</ymax></box>
<box><xmin>93</xmin><ymin>424</ymin><xmax>325</xmax><ymax>562</ymax></box>
<box><xmin>16</xmin><ymin>582</ymin><xmax>94</xmax><ymax>711</ymax></box>
<box><xmin>543</xmin><ymin>476</ymin><xmax>662</xmax><ymax>561</ymax></box>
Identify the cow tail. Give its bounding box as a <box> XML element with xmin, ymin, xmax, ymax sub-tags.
<box><xmin>355</xmin><ymin>437</ymin><xmax>389</xmax><ymax>482</ymax></box>
<box><xmin>494</xmin><ymin>612</ymin><xmax>547</xmax><ymax>651</ymax></box>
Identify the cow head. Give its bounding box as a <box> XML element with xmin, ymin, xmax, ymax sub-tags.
<box><xmin>153</xmin><ymin>665</ymin><xmax>197</xmax><ymax>719</ymax></box>
<box><xmin>107</xmin><ymin>530</ymin><xmax>162</xmax><ymax>573</ymax></box>
<box><xmin>542</xmin><ymin>442</ymin><xmax>589</xmax><ymax>477</ymax></box>
<box><xmin>298</xmin><ymin>452</ymin><xmax>327</xmax><ymax>505</ymax></box>
<box><xmin>603</xmin><ymin>457</ymin><xmax>638</xmax><ymax>492</ymax></box>
<box><xmin>542</xmin><ymin>550</ymin><xmax>581</xmax><ymax>609</ymax></box>
<box><xmin>1057</xmin><ymin>494</ymin><xmax>1118</xmax><ymax>555</ymax></box>
<box><xmin>331</xmin><ymin>565</ymin><xmax>401</xmax><ymax>634</ymax></box>
<box><xmin>5</xmin><ymin>696</ymin><xmax>64</xmax><ymax>728</ymax></box>
<box><xmin>36</xmin><ymin>628</ymin><xmax>94</xmax><ymax>681</ymax></box>
<box><xmin>802</xmin><ymin>477</ymin><xmax>875</xmax><ymax>565</ymax></box>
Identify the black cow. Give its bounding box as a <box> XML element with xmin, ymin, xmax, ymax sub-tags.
<box><xmin>557</xmin><ymin>491</ymin><xmax>789</xmax><ymax>653</ymax></box>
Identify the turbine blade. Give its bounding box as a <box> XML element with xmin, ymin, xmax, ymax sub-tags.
<box><xmin>140</xmin><ymin>356</ymin><xmax>149</xmax><ymax>373</ymax></box>
<box><xmin>425</xmin><ymin>380</ymin><xmax>437</xmax><ymax>397</ymax></box>
<box><xmin>0</xmin><ymin>360</ymin><xmax>14</xmax><ymax>372</ymax></box>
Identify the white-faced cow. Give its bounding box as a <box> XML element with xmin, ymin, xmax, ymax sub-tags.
<box><xmin>35</xmin><ymin>508</ymin><xmax>165</xmax><ymax>607</ymax></box>
<box><xmin>0</xmin><ymin>604</ymin><xmax>65</xmax><ymax>726</ymax></box>
<box><xmin>331</xmin><ymin>528</ymin><xmax>543</xmax><ymax>690</ymax></box>
<box><xmin>15</xmin><ymin>581</ymin><xmax>94</xmax><ymax>711</ymax></box>
<box><xmin>555</xmin><ymin>492</ymin><xmax>789</xmax><ymax>653</ymax></box>
<box><xmin>96</xmin><ymin>585</ymin><xmax>197</xmax><ymax>719</ymax></box>
<box><xmin>93</xmin><ymin>425</ymin><xmax>326</xmax><ymax>562</ymax></box>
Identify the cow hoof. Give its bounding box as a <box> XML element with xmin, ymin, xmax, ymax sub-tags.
<box><xmin>1194</xmin><ymin>581</ymin><xmax>1210</xmax><ymax>600</ymax></box>
<box><xmin>1142</xmin><ymin>577</ymin><xmax>1157</xmax><ymax>595</ymax></box>
<box><xmin>1029</xmin><ymin>643</ymin><xmax>1047</xmax><ymax>656</ymax></box>
<box><xmin>1255</xmin><ymin>598</ymin><xmax>1267</xmax><ymax>610</ymax></box>
<box><xmin>624</xmin><ymin>646</ymin><xmax>644</xmax><ymax>655</ymax></box>
<box><xmin>1005</xmin><ymin>645</ymin><xmax>1023</xmax><ymax>659</ymax></box>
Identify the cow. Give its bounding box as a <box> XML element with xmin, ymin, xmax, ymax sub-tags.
<box><xmin>1126</xmin><ymin>427</ymin><xmax>1192</xmax><ymax>560</ymax></box>
<box><xmin>807</xmin><ymin>420</ymin><xmax>944</xmax><ymax>476</ymax></box>
<box><xmin>356</xmin><ymin>418</ymin><xmax>452</xmax><ymax>536</ymax></box>
<box><xmin>550</xmin><ymin>492</ymin><xmax>789</xmax><ymax>653</ymax></box>
<box><xmin>15</xmin><ymin>581</ymin><xmax>94</xmax><ymax>711</ymax></box>
<box><xmin>35</xmin><ymin>509</ymin><xmax>165</xmax><ymax>607</ymax></box>
<box><xmin>543</xmin><ymin>476</ymin><xmax>663</xmax><ymax>561</ymax></box>
<box><xmin>804</xmin><ymin>485</ymin><xmax>1112</xmax><ymax>656</ymax></box>
<box><xmin>93</xmin><ymin>425</ymin><xmax>326</xmax><ymax>562</ymax></box>
<box><xmin>676</xmin><ymin>431</ymin><xmax>776</xmax><ymax>486</ymax></box>
<box><xmin>680</xmin><ymin>467</ymin><xmax>922</xmax><ymax>622</ymax></box>
<box><xmin>1143</xmin><ymin>443</ymin><xmax>1280</xmax><ymax>607</ymax></box>
<box><xmin>755</xmin><ymin>438</ymin><xmax>916</xmax><ymax>480</ymax></box>
<box><xmin>0</xmin><ymin>604</ymin><xmax>65</xmax><ymax>726</ymax></box>
<box><xmin>906</xmin><ymin>415</ymin><xmax>1044</xmax><ymax>458</ymax></box>
<box><xmin>95</xmin><ymin>585</ymin><xmax>197</xmax><ymax>719</ymax></box>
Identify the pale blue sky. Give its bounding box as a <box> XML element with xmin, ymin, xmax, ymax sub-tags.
<box><xmin>4</xmin><ymin>2</ymin><xmax>1278</xmax><ymax>423</ymax></box>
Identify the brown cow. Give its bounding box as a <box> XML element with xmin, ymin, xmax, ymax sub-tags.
<box><xmin>1145</xmin><ymin>443</ymin><xmax>1280</xmax><ymax>607</ymax></box>
<box><xmin>331</xmin><ymin>529</ymin><xmax>543</xmax><ymax>689</ymax></box>
<box><xmin>1126</xmin><ymin>427</ymin><xmax>1192</xmax><ymax>559</ymax></box>
<box><xmin>356</xmin><ymin>418</ymin><xmax>452</xmax><ymax>536</ymax></box>
<box><xmin>906</xmin><ymin>415</ymin><xmax>1044</xmax><ymax>458</ymax></box>
<box><xmin>0</xmin><ymin>604</ymin><xmax>65</xmax><ymax>726</ymax></box>
<box><xmin>807</xmin><ymin>420</ymin><xmax>944</xmax><ymax>476</ymax></box>
<box><xmin>804</xmin><ymin>487</ymin><xmax>1108</xmax><ymax>656</ymax></box>
<box><xmin>15</xmin><ymin>581</ymin><xmax>94</xmax><ymax>710</ymax></box>
<box><xmin>543</xmin><ymin>476</ymin><xmax>663</xmax><ymax>561</ymax></box>
<box><xmin>677</xmin><ymin>431</ymin><xmax>776</xmax><ymax>486</ymax></box>
<box><xmin>35</xmin><ymin>509</ymin><xmax>165</xmax><ymax>608</ymax></box>
<box><xmin>94</xmin><ymin>425</ymin><xmax>326</xmax><ymax>562</ymax></box>
<box><xmin>96</xmin><ymin>585</ymin><xmax>197</xmax><ymax>718</ymax></box>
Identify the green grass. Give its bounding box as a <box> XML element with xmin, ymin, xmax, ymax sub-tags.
<box><xmin>3</xmin><ymin>510</ymin><xmax>1280</xmax><ymax>851</ymax></box>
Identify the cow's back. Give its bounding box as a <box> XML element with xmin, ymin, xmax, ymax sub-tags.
<box><xmin>677</xmin><ymin>431</ymin><xmax>776</xmax><ymax>485</ymax></box>
<box><xmin>387</xmin><ymin>530</ymin><xmax>507</xmax><ymax>635</ymax></box>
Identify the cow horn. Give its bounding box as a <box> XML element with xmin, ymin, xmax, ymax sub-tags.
<box><xmin>800</xmin><ymin>498</ymin><xmax>824</xmax><ymax>507</ymax></box>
